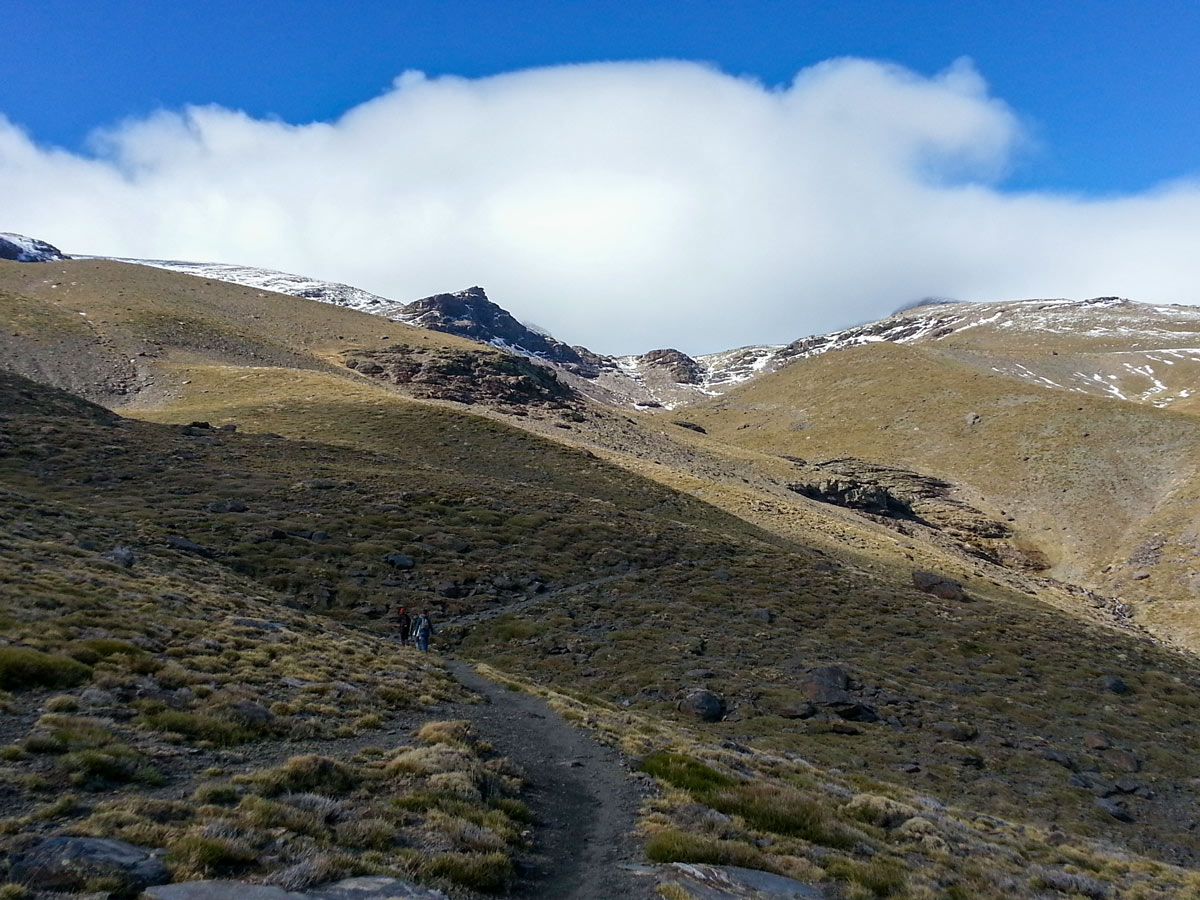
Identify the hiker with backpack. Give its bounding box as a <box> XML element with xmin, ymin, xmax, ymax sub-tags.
<box><xmin>393</xmin><ymin>606</ymin><xmax>412</xmax><ymax>647</ymax></box>
<box><xmin>412</xmin><ymin>611</ymin><xmax>434</xmax><ymax>652</ymax></box>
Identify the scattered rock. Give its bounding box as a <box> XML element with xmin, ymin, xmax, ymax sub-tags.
<box><xmin>385</xmin><ymin>552</ymin><xmax>415</xmax><ymax>569</ymax></box>
<box><xmin>10</xmin><ymin>836</ymin><xmax>168</xmax><ymax>893</ymax></box>
<box><xmin>1106</xmin><ymin>749</ymin><xmax>1141</xmax><ymax>773</ymax></box>
<box><xmin>1069</xmin><ymin>772</ymin><xmax>1118</xmax><ymax>797</ymax></box>
<box><xmin>1042</xmin><ymin>748</ymin><xmax>1078</xmax><ymax>771</ymax></box>
<box><xmin>80</xmin><ymin>688</ymin><xmax>115</xmax><ymax>708</ymax></box>
<box><xmin>1098</xmin><ymin>674</ymin><xmax>1129</xmax><ymax>694</ymax></box>
<box><xmin>227</xmin><ymin>700</ymin><xmax>275</xmax><ymax>727</ymax></box>
<box><xmin>1096</xmin><ymin>797</ymin><xmax>1134</xmax><ymax>823</ymax></box>
<box><xmin>1113</xmin><ymin>778</ymin><xmax>1147</xmax><ymax>794</ymax></box>
<box><xmin>229</xmin><ymin>617</ymin><xmax>283</xmax><ymax>632</ymax></box>
<box><xmin>165</xmin><ymin>535</ymin><xmax>216</xmax><ymax>557</ymax></box>
<box><xmin>930</xmin><ymin>720</ymin><xmax>978</xmax><ymax>742</ymax></box>
<box><xmin>775</xmin><ymin>701</ymin><xmax>817</xmax><ymax>720</ymax></box>
<box><xmin>911</xmin><ymin>570</ymin><xmax>968</xmax><ymax>601</ymax></box>
<box><xmin>679</xmin><ymin>689</ymin><xmax>726</xmax><ymax>722</ymax></box>
<box><xmin>101</xmin><ymin>546</ymin><xmax>137</xmax><ymax>568</ymax></box>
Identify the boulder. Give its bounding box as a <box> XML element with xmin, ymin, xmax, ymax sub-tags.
<box><xmin>1082</xmin><ymin>732</ymin><xmax>1111</xmax><ymax>751</ymax></box>
<box><xmin>799</xmin><ymin>667</ymin><xmax>878</xmax><ymax>722</ymax></box>
<box><xmin>166</xmin><ymin>535</ymin><xmax>216</xmax><ymax>557</ymax></box>
<box><xmin>749</xmin><ymin>608</ymin><xmax>774</xmax><ymax>624</ymax></box>
<box><xmin>1096</xmin><ymin>797</ymin><xmax>1134</xmax><ymax>823</ymax></box>
<box><xmin>680</xmin><ymin>689</ymin><xmax>726</xmax><ymax>722</ymax></box>
<box><xmin>657</xmin><ymin>863</ymin><xmax>828</xmax><ymax>899</ymax></box>
<box><xmin>1042</xmin><ymin>748</ymin><xmax>1077</xmax><ymax>771</ymax></box>
<box><xmin>1099</xmin><ymin>674</ymin><xmax>1128</xmax><ymax>694</ymax></box>
<box><xmin>10</xmin><ymin>836</ymin><xmax>168</xmax><ymax>893</ymax></box>
<box><xmin>385</xmin><ymin>552</ymin><xmax>415</xmax><ymax>569</ymax></box>
<box><xmin>911</xmin><ymin>571</ymin><xmax>968</xmax><ymax>601</ymax></box>
<box><xmin>1106</xmin><ymin>749</ymin><xmax>1141</xmax><ymax>773</ymax></box>
<box><xmin>227</xmin><ymin>700</ymin><xmax>275</xmax><ymax>727</ymax></box>
<box><xmin>102</xmin><ymin>546</ymin><xmax>137</xmax><ymax>568</ymax></box>
<box><xmin>930</xmin><ymin>720</ymin><xmax>978</xmax><ymax>742</ymax></box>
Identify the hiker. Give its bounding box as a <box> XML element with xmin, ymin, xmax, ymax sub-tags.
<box><xmin>412</xmin><ymin>611</ymin><xmax>434</xmax><ymax>652</ymax></box>
<box><xmin>393</xmin><ymin>606</ymin><xmax>412</xmax><ymax>647</ymax></box>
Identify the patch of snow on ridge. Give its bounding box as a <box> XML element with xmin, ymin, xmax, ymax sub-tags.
<box><xmin>0</xmin><ymin>232</ymin><xmax>68</xmax><ymax>262</ymax></box>
<box><xmin>95</xmin><ymin>257</ymin><xmax>414</xmax><ymax>320</ymax></box>
<box><xmin>696</xmin><ymin>345</ymin><xmax>784</xmax><ymax>387</ymax></box>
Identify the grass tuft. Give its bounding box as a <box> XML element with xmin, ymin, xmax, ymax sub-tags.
<box><xmin>0</xmin><ymin>648</ymin><xmax>90</xmax><ymax>690</ymax></box>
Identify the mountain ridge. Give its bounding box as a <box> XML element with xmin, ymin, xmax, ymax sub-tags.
<box><xmin>84</xmin><ymin>244</ymin><xmax>1200</xmax><ymax>413</ymax></box>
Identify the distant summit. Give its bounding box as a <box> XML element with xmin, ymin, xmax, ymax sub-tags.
<box><xmin>0</xmin><ymin>232</ymin><xmax>69</xmax><ymax>262</ymax></box>
<box><xmin>891</xmin><ymin>296</ymin><xmax>960</xmax><ymax>314</ymax></box>
<box><xmin>399</xmin><ymin>286</ymin><xmax>595</xmax><ymax>370</ymax></box>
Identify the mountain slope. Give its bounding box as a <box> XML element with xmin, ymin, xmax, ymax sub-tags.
<box><xmin>6</xmin><ymin>364</ymin><xmax>1200</xmax><ymax>899</ymax></box>
<box><xmin>8</xmin><ymin>248</ymin><xmax>1200</xmax><ymax>896</ymax></box>
<box><xmin>683</xmin><ymin>340</ymin><xmax>1200</xmax><ymax>642</ymax></box>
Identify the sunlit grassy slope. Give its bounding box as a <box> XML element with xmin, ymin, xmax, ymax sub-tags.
<box><xmin>681</xmin><ymin>342</ymin><xmax>1200</xmax><ymax>637</ymax></box>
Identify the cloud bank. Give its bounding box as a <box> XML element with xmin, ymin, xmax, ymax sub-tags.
<box><xmin>3</xmin><ymin>58</ymin><xmax>1199</xmax><ymax>354</ymax></box>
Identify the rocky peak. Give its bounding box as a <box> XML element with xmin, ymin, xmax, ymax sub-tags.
<box><xmin>0</xmin><ymin>232</ymin><xmax>69</xmax><ymax>262</ymax></box>
<box><xmin>399</xmin><ymin>287</ymin><xmax>593</xmax><ymax>370</ymax></box>
<box><xmin>635</xmin><ymin>348</ymin><xmax>704</xmax><ymax>384</ymax></box>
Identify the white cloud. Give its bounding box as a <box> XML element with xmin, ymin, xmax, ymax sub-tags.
<box><xmin>2</xmin><ymin>58</ymin><xmax>1199</xmax><ymax>354</ymax></box>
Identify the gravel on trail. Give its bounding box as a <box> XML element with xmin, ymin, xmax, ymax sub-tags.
<box><xmin>443</xmin><ymin>658</ymin><xmax>657</xmax><ymax>900</ymax></box>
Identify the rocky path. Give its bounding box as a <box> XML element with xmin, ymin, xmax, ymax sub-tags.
<box><xmin>443</xmin><ymin>658</ymin><xmax>655</xmax><ymax>900</ymax></box>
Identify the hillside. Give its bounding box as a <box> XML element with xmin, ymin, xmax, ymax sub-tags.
<box><xmin>4</xmin><ymin>253</ymin><xmax>1200</xmax><ymax>898</ymax></box>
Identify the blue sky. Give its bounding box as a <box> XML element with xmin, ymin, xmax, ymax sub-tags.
<box><xmin>5</xmin><ymin>0</ymin><xmax>1198</xmax><ymax>193</ymax></box>
<box><xmin>3</xmin><ymin>1</ymin><xmax>1200</xmax><ymax>352</ymax></box>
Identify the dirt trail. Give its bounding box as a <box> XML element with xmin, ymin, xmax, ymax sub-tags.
<box><xmin>443</xmin><ymin>658</ymin><xmax>655</xmax><ymax>900</ymax></box>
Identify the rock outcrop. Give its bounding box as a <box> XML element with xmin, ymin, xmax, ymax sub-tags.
<box><xmin>345</xmin><ymin>345</ymin><xmax>577</xmax><ymax>407</ymax></box>
<box><xmin>0</xmin><ymin>232</ymin><xmax>68</xmax><ymax>262</ymax></box>
<box><xmin>787</xmin><ymin>457</ymin><xmax>1048</xmax><ymax>571</ymax></box>
<box><xmin>400</xmin><ymin>287</ymin><xmax>595</xmax><ymax>372</ymax></box>
<box><xmin>10</xmin><ymin>836</ymin><xmax>168</xmax><ymax>893</ymax></box>
<box><xmin>636</xmin><ymin>348</ymin><xmax>704</xmax><ymax>384</ymax></box>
